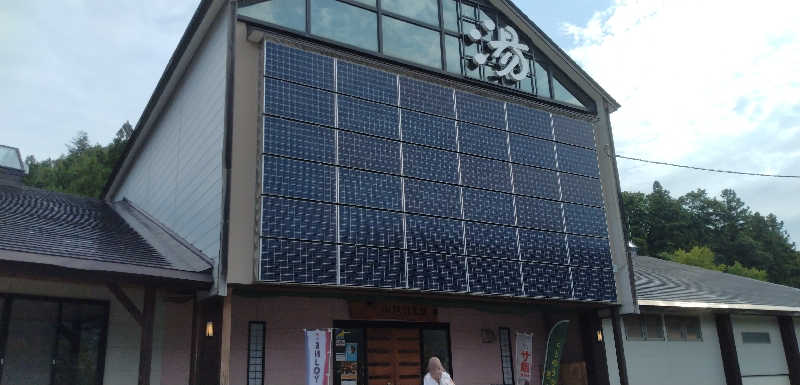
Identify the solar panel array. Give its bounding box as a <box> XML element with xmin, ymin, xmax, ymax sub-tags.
<box><xmin>259</xmin><ymin>42</ymin><xmax>616</xmax><ymax>302</ymax></box>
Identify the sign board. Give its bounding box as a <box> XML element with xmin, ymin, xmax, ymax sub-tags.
<box><xmin>515</xmin><ymin>332</ymin><xmax>533</xmax><ymax>385</ymax></box>
<box><xmin>348</xmin><ymin>301</ymin><xmax>437</xmax><ymax>322</ymax></box>
<box><xmin>541</xmin><ymin>320</ymin><xmax>570</xmax><ymax>385</ymax></box>
<box><xmin>305</xmin><ymin>329</ymin><xmax>331</xmax><ymax>385</ymax></box>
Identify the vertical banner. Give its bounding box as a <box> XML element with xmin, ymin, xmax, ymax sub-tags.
<box><xmin>515</xmin><ymin>332</ymin><xmax>534</xmax><ymax>385</ymax></box>
<box><xmin>306</xmin><ymin>329</ymin><xmax>332</xmax><ymax>385</ymax></box>
<box><xmin>541</xmin><ymin>320</ymin><xmax>570</xmax><ymax>385</ymax></box>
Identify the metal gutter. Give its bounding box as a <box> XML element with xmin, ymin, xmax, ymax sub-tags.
<box><xmin>638</xmin><ymin>299</ymin><xmax>800</xmax><ymax>314</ymax></box>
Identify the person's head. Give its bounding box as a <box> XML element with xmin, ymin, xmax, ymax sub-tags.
<box><xmin>427</xmin><ymin>357</ymin><xmax>444</xmax><ymax>381</ymax></box>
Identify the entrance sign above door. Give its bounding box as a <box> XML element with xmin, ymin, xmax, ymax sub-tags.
<box><xmin>466</xmin><ymin>20</ymin><xmax>530</xmax><ymax>82</ymax></box>
<box><xmin>349</xmin><ymin>301</ymin><xmax>438</xmax><ymax>322</ymax></box>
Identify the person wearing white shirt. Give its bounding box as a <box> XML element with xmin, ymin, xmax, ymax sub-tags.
<box><xmin>423</xmin><ymin>357</ymin><xmax>455</xmax><ymax>385</ymax></box>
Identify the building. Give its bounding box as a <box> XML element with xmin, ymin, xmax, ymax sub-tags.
<box><xmin>604</xmin><ymin>255</ymin><xmax>800</xmax><ymax>385</ymax></box>
<box><xmin>1</xmin><ymin>1</ymin><xmax>639</xmax><ymax>384</ymax></box>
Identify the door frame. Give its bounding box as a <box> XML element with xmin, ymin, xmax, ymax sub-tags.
<box><xmin>0</xmin><ymin>292</ymin><xmax>110</xmax><ymax>385</ymax></box>
<box><xmin>333</xmin><ymin>320</ymin><xmax>454</xmax><ymax>384</ymax></box>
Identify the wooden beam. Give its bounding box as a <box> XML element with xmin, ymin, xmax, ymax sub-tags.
<box><xmin>219</xmin><ymin>290</ymin><xmax>233</xmax><ymax>385</ymax></box>
<box><xmin>715</xmin><ymin>313</ymin><xmax>743</xmax><ymax>385</ymax></box>
<box><xmin>610</xmin><ymin>308</ymin><xmax>630</xmax><ymax>385</ymax></box>
<box><xmin>107</xmin><ymin>282</ymin><xmax>143</xmax><ymax>327</ymax></box>
<box><xmin>138</xmin><ymin>287</ymin><xmax>156</xmax><ymax>385</ymax></box>
<box><xmin>778</xmin><ymin>316</ymin><xmax>800</xmax><ymax>385</ymax></box>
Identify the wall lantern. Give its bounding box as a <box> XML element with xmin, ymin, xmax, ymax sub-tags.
<box><xmin>596</xmin><ymin>330</ymin><xmax>603</xmax><ymax>342</ymax></box>
<box><xmin>205</xmin><ymin>321</ymin><xmax>214</xmax><ymax>337</ymax></box>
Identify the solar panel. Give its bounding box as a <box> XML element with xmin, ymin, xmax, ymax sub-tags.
<box><xmin>338</xmin><ymin>131</ymin><xmax>401</xmax><ymax>174</ymax></box>
<box><xmin>458</xmin><ymin>122</ymin><xmax>509</xmax><ymax>160</ymax></box>
<box><xmin>339</xmin><ymin>205</ymin><xmax>404</xmax><ymax>249</ymax></box>
<box><xmin>522</xmin><ymin>262</ymin><xmax>571</xmax><ymax>299</ymax></box>
<box><xmin>464</xmin><ymin>222</ymin><xmax>518</xmax><ymax>259</ymax></box>
<box><xmin>568</xmin><ymin>235</ymin><xmax>612</xmax><ymax>269</ymax></box>
<box><xmin>339</xmin><ymin>245</ymin><xmax>405</xmax><ymax>288</ymax></box>
<box><xmin>338</xmin><ymin>95</ymin><xmax>399</xmax><ymax>139</ymax></box>
<box><xmin>262</xmin><ymin>156</ymin><xmax>336</xmax><ymax>202</ymax></box>
<box><xmin>563</xmin><ymin>203</ymin><xmax>608</xmax><ymax>237</ymax></box>
<box><xmin>512</xmin><ymin>164</ymin><xmax>560</xmax><ymax>200</ymax></box>
<box><xmin>263</xmin><ymin>117</ymin><xmax>335</xmax><ymax>164</ymax></box>
<box><xmin>399</xmin><ymin>77</ymin><xmax>455</xmax><ymax>118</ymax></box>
<box><xmin>401</xmin><ymin>110</ymin><xmax>457</xmax><ymax>150</ymax></box>
<box><xmin>337</xmin><ymin>60</ymin><xmax>397</xmax><ymax>104</ymax></box>
<box><xmin>462</xmin><ymin>188</ymin><xmax>515</xmax><ymax>225</ymax></box>
<box><xmin>403</xmin><ymin>179</ymin><xmax>462</xmax><ymax>218</ymax></box>
<box><xmin>339</xmin><ymin>168</ymin><xmax>402</xmax><ymax>210</ymax></box>
<box><xmin>506</xmin><ymin>103</ymin><xmax>552</xmax><ymax>140</ymax></box>
<box><xmin>408</xmin><ymin>251</ymin><xmax>467</xmax><ymax>292</ymax></box>
<box><xmin>553</xmin><ymin>115</ymin><xmax>596</xmax><ymax>149</ymax></box>
<box><xmin>265</xmin><ymin>42</ymin><xmax>334</xmax><ymax>90</ymax></box>
<box><xmin>459</xmin><ymin>155</ymin><xmax>512</xmax><ymax>192</ymax></box>
<box><xmin>468</xmin><ymin>258</ymin><xmax>522</xmax><ymax>295</ymax></box>
<box><xmin>508</xmin><ymin>133</ymin><xmax>556</xmax><ymax>169</ymax></box>
<box><xmin>260</xmin><ymin>238</ymin><xmax>337</xmax><ymax>284</ymax></box>
<box><xmin>556</xmin><ymin>144</ymin><xmax>600</xmax><ymax>178</ymax></box>
<box><xmin>560</xmin><ymin>173</ymin><xmax>604</xmax><ymax>207</ymax></box>
<box><xmin>455</xmin><ymin>91</ymin><xmax>506</xmax><ymax>129</ymax></box>
<box><xmin>264</xmin><ymin>78</ymin><xmax>334</xmax><ymax>126</ymax></box>
<box><xmin>405</xmin><ymin>214</ymin><xmax>464</xmax><ymax>255</ymax></box>
<box><xmin>572</xmin><ymin>267</ymin><xmax>616</xmax><ymax>301</ymax></box>
<box><xmin>402</xmin><ymin>144</ymin><xmax>459</xmax><ymax>183</ymax></box>
<box><xmin>261</xmin><ymin>197</ymin><xmax>336</xmax><ymax>243</ymax></box>
<box><xmin>514</xmin><ymin>196</ymin><xmax>563</xmax><ymax>232</ymax></box>
<box><xmin>518</xmin><ymin>229</ymin><xmax>568</xmax><ymax>265</ymax></box>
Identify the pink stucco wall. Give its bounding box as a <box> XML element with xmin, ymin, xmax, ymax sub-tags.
<box><xmin>229</xmin><ymin>295</ymin><xmax>552</xmax><ymax>385</ymax></box>
<box><xmin>159</xmin><ymin>300</ymin><xmax>195</xmax><ymax>385</ymax></box>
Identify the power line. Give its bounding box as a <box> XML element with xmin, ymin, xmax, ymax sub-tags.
<box><xmin>613</xmin><ymin>154</ymin><xmax>800</xmax><ymax>179</ymax></box>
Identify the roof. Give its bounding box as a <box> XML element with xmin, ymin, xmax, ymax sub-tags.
<box><xmin>634</xmin><ymin>255</ymin><xmax>800</xmax><ymax>313</ymax></box>
<box><xmin>0</xmin><ymin>184</ymin><xmax>213</xmax><ymax>283</ymax></box>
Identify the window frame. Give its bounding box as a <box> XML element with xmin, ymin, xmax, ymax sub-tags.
<box><xmin>664</xmin><ymin>315</ymin><xmax>703</xmax><ymax>342</ymax></box>
<box><xmin>741</xmin><ymin>331</ymin><xmax>771</xmax><ymax>344</ymax></box>
<box><xmin>498</xmin><ymin>327</ymin><xmax>514</xmax><ymax>385</ymax></box>
<box><xmin>247</xmin><ymin>321</ymin><xmax>267</xmax><ymax>385</ymax></box>
<box><xmin>622</xmin><ymin>313</ymin><xmax>665</xmax><ymax>341</ymax></box>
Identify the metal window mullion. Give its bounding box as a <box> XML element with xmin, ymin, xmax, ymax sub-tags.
<box><xmin>438</xmin><ymin>0</ymin><xmax>446</xmax><ymax>71</ymax></box>
<box><xmin>453</xmin><ymin>90</ymin><xmax>468</xmax><ymax>292</ymax></box>
<box><xmin>551</xmin><ymin>112</ymin><xmax>573</xmax><ymax>299</ymax></box>
<box><xmin>504</xmin><ymin>102</ymin><xmax>524</xmax><ymax>296</ymax></box>
<box><xmin>305</xmin><ymin>0</ymin><xmax>311</xmax><ymax>33</ymax></box>
<box><xmin>334</xmin><ymin>59</ymin><xmax>341</xmax><ymax>286</ymax></box>
<box><xmin>396</xmin><ymin>74</ymin><xmax>409</xmax><ymax>288</ymax></box>
<box><xmin>376</xmin><ymin>0</ymin><xmax>383</xmax><ymax>53</ymax></box>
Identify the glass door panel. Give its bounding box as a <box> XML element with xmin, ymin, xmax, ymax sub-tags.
<box><xmin>1</xmin><ymin>299</ymin><xmax>59</xmax><ymax>385</ymax></box>
<box><xmin>52</xmin><ymin>302</ymin><xmax>106</xmax><ymax>385</ymax></box>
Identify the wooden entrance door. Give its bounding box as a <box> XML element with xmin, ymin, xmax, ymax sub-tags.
<box><xmin>366</xmin><ymin>328</ymin><xmax>421</xmax><ymax>385</ymax></box>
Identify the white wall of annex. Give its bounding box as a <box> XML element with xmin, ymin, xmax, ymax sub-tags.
<box><xmin>601</xmin><ymin>317</ymin><xmax>621</xmax><ymax>385</ymax></box>
<box><xmin>733</xmin><ymin>315</ymin><xmax>790</xmax><ymax>385</ymax></box>
<box><xmin>113</xmin><ymin>8</ymin><xmax>228</xmax><ymax>262</ymax></box>
<box><xmin>617</xmin><ymin>312</ymin><xmax>726</xmax><ymax>385</ymax></box>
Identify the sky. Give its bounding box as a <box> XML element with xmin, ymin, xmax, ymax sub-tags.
<box><xmin>1</xmin><ymin>0</ymin><xmax>799</xmax><ymax>243</ymax></box>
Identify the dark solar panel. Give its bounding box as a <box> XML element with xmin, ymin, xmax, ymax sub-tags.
<box><xmin>568</xmin><ymin>235</ymin><xmax>612</xmax><ymax>269</ymax></box>
<box><xmin>265</xmin><ymin>42</ymin><xmax>334</xmax><ymax>90</ymax></box>
<box><xmin>339</xmin><ymin>131</ymin><xmax>401</xmax><ymax>174</ymax></box>
<box><xmin>455</xmin><ymin>91</ymin><xmax>506</xmax><ymax>129</ymax></box>
<box><xmin>401</xmin><ymin>110</ymin><xmax>457</xmax><ymax>150</ymax></box>
<box><xmin>518</xmin><ymin>229</ymin><xmax>568</xmax><ymax>265</ymax></box>
<box><xmin>338</xmin><ymin>95</ymin><xmax>399</xmax><ymax>139</ymax></box>
<box><xmin>399</xmin><ymin>77</ymin><xmax>455</xmax><ymax>118</ymax></box>
<box><xmin>337</xmin><ymin>60</ymin><xmax>397</xmax><ymax>104</ymax></box>
<box><xmin>553</xmin><ymin>115</ymin><xmax>596</xmax><ymax>149</ymax></box>
<box><xmin>339</xmin><ymin>168</ymin><xmax>402</xmax><ymax>211</ymax></box>
<box><xmin>339</xmin><ymin>245</ymin><xmax>405</xmax><ymax>288</ymax></box>
<box><xmin>560</xmin><ymin>173</ymin><xmax>604</xmax><ymax>207</ymax></box>
<box><xmin>261</xmin><ymin>197</ymin><xmax>336</xmax><ymax>243</ymax></box>
<box><xmin>459</xmin><ymin>155</ymin><xmax>512</xmax><ymax>192</ymax></box>
<box><xmin>506</xmin><ymin>103</ymin><xmax>552</xmax><ymax>139</ymax></box>
<box><xmin>339</xmin><ymin>205</ymin><xmax>404</xmax><ymax>249</ymax></box>
<box><xmin>262</xmin><ymin>156</ymin><xmax>336</xmax><ymax>202</ymax></box>
<box><xmin>509</xmin><ymin>133</ymin><xmax>557</xmax><ymax>169</ymax></box>
<box><xmin>264</xmin><ymin>78</ymin><xmax>334</xmax><ymax>126</ymax></box>
<box><xmin>403</xmin><ymin>179</ymin><xmax>462</xmax><ymax>218</ymax></box>
<box><xmin>263</xmin><ymin>117</ymin><xmax>335</xmax><ymax>163</ymax></box>
<box><xmin>512</xmin><ymin>164</ymin><xmax>560</xmax><ymax>200</ymax></box>
<box><xmin>408</xmin><ymin>252</ymin><xmax>467</xmax><ymax>292</ymax></box>
<box><xmin>464</xmin><ymin>222</ymin><xmax>518</xmax><ymax>259</ymax></box>
<box><xmin>458</xmin><ymin>122</ymin><xmax>509</xmax><ymax>160</ymax></box>
<box><xmin>260</xmin><ymin>238</ymin><xmax>337</xmax><ymax>284</ymax></box>
<box><xmin>556</xmin><ymin>144</ymin><xmax>600</xmax><ymax>177</ymax></box>
<box><xmin>405</xmin><ymin>214</ymin><xmax>464</xmax><ymax>255</ymax></box>
<box><xmin>515</xmin><ymin>196</ymin><xmax>563</xmax><ymax>232</ymax></box>
<box><xmin>563</xmin><ymin>203</ymin><xmax>608</xmax><ymax>237</ymax></box>
<box><xmin>522</xmin><ymin>262</ymin><xmax>572</xmax><ymax>299</ymax></box>
<box><xmin>462</xmin><ymin>188</ymin><xmax>515</xmax><ymax>225</ymax></box>
<box><xmin>468</xmin><ymin>258</ymin><xmax>523</xmax><ymax>296</ymax></box>
<box><xmin>572</xmin><ymin>267</ymin><xmax>616</xmax><ymax>301</ymax></box>
<box><xmin>402</xmin><ymin>144</ymin><xmax>459</xmax><ymax>183</ymax></box>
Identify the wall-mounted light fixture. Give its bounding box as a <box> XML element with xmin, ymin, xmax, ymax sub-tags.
<box><xmin>596</xmin><ymin>330</ymin><xmax>603</xmax><ymax>342</ymax></box>
<box><xmin>205</xmin><ymin>321</ymin><xmax>214</xmax><ymax>337</ymax></box>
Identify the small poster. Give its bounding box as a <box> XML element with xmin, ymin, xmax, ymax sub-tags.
<box><xmin>305</xmin><ymin>329</ymin><xmax>331</xmax><ymax>385</ymax></box>
<box><xmin>345</xmin><ymin>343</ymin><xmax>358</xmax><ymax>361</ymax></box>
<box><xmin>340</xmin><ymin>362</ymin><xmax>358</xmax><ymax>382</ymax></box>
<box><xmin>515</xmin><ymin>332</ymin><xmax>533</xmax><ymax>385</ymax></box>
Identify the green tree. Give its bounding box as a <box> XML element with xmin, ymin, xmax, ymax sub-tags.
<box><xmin>664</xmin><ymin>246</ymin><xmax>769</xmax><ymax>282</ymax></box>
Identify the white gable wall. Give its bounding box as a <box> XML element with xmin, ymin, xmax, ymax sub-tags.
<box><xmin>112</xmin><ymin>8</ymin><xmax>228</xmax><ymax>262</ymax></box>
<box><xmin>733</xmin><ymin>315</ymin><xmax>791</xmax><ymax>385</ymax></box>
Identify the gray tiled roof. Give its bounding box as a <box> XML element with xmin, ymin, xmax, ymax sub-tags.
<box><xmin>634</xmin><ymin>255</ymin><xmax>800</xmax><ymax>312</ymax></box>
<box><xmin>0</xmin><ymin>184</ymin><xmax>212</xmax><ymax>282</ymax></box>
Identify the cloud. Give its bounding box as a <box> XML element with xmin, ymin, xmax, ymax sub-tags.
<box><xmin>563</xmin><ymin>0</ymin><xmax>800</xmax><ymax>243</ymax></box>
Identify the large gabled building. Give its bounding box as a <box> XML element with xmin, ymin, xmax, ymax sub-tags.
<box><xmin>2</xmin><ymin>1</ymin><xmax>640</xmax><ymax>385</ymax></box>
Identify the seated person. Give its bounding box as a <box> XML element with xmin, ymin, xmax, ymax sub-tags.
<box><xmin>423</xmin><ymin>357</ymin><xmax>455</xmax><ymax>385</ymax></box>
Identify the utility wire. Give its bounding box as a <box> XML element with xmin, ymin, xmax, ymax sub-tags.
<box><xmin>613</xmin><ymin>153</ymin><xmax>800</xmax><ymax>179</ymax></box>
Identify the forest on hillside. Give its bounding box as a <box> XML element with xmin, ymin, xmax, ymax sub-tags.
<box><xmin>22</xmin><ymin>130</ymin><xmax>800</xmax><ymax>288</ymax></box>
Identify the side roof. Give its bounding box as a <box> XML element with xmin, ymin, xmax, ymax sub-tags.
<box><xmin>103</xmin><ymin>0</ymin><xmax>619</xmax><ymax>199</ymax></box>
<box><xmin>0</xmin><ymin>184</ymin><xmax>213</xmax><ymax>283</ymax></box>
<box><xmin>634</xmin><ymin>255</ymin><xmax>800</xmax><ymax>313</ymax></box>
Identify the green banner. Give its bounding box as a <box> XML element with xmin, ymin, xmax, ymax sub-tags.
<box><xmin>541</xmin><ymin>320</ymin><xmax>570</xmax><ymax>385</ymax></box>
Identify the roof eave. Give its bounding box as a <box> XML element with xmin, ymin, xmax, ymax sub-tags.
<box><xmin>638</xmin><ymin>299</ymin><xmax>800</xmax><ymax>316</ymax></box>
